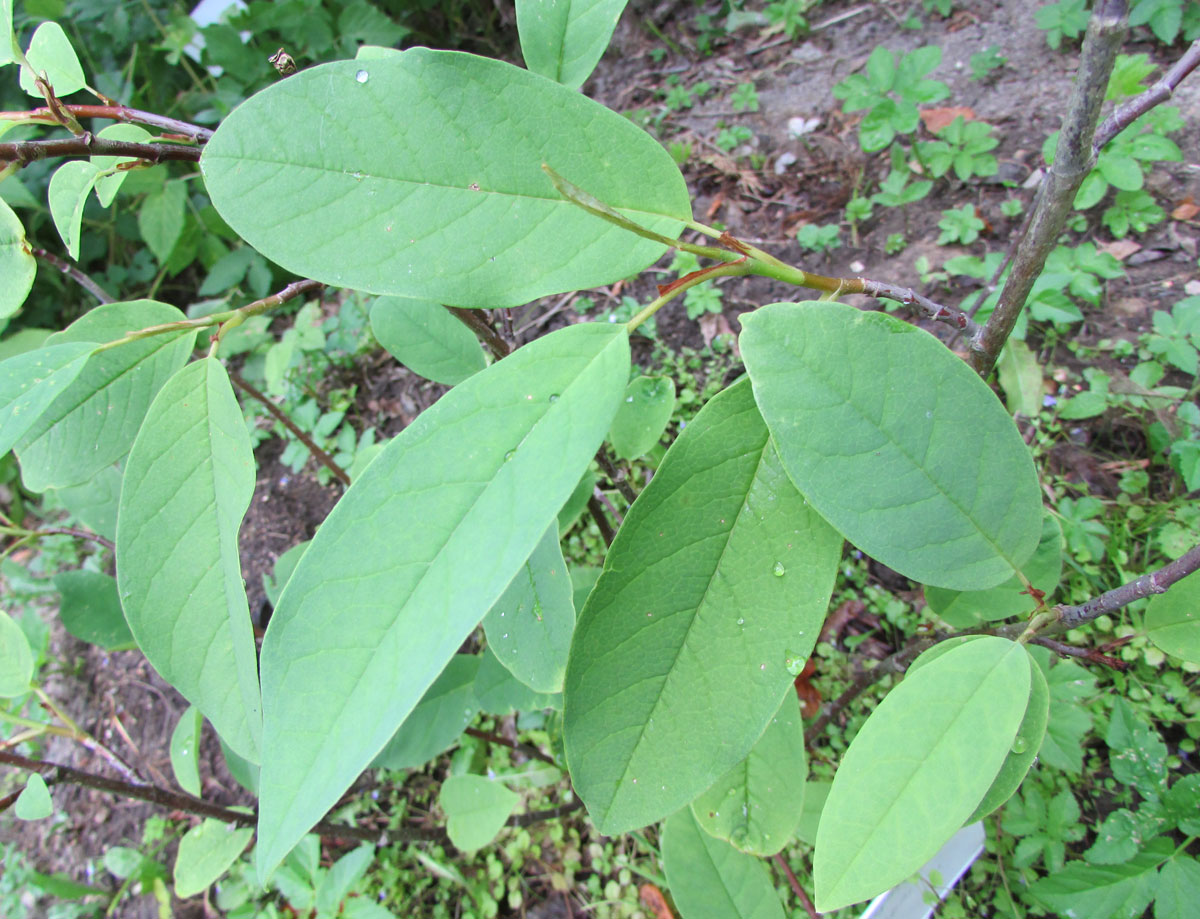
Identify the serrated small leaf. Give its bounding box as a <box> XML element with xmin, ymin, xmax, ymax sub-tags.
<box><xmin>1157</xmin><ymin>855</ymin><xmax>1200</xmax><ymax>919</ymax></box>
<box><xmin>742</xmin><ymin>303</ymin><xmax>1042</xmax><ymax>591</ymax></box>
<box><xmin>814</xmin><ymin>637</ymin><xmax>1030</xmax><ymax>912</ymax></box>
<box><xmin>201</xmin><ymin>50</ymin><xmax>690</xmax><ymax>307</ymax></box>
<box><xmin>1144</xmin><ymin>569</ymin><xmax>1200</xmax><ymax>663</ymax></box>
<box><xmin>0</xmin><ymin>608</ymin><xmax>34</xmax><ymax>696</ymax></box>
<box><xmin>256</xmin><ymin>322</ymin><xmax>629</xmax><ymax>879</ymax></box>
<box><xmin>662</xmin><ymin>807</ymin><xmax>786</xmax><ymax>919</ymax></box>
<box><xmin>53</xmin><ymin>569</ymin><xmax>133</xmax><ymax>649</ymax></box>
<box><xmin>609</xmin><ymin>375</ymin><xmax>675</xmax><ymax>460</ymax></box>
<box><xmin>15</xmin><ymin>300</ymin><xmax>196</xmax><ymax>492</ymax></box>
<box><xmin>440</xmin><ymin>775</ymin><xmax>519</xmax><ymax>852</ymax></box>
<box><xmin>926</xmin><ymin>513</ymin><xmax>1062</xmax><ymax>627</ymax></box>
<box><xmin>370</xmin><ymin>296</ymin><xmax>487</xmax><ymax>385</ymax></box>
<box><xmin>173</xmin><ymin>819</ymin><xmax>254</xmax><ymax>898</ymax></box>
<box><xmin>516</xmin><ymin>0</ymin><xmax>628</xmax><ymax>89</ymax></box>
<box><xmin>139</xmin><ymin>180</ymin><xmax>187</xmax><ymax>264</ymax></box>
<box><xmin>0</xmin><ymin>342</ymin><xmax>95</xmax><ymax>457</ymax></box>
<box><xmin>1029</xmin><ymin>837</ymin><xmax>1172</xmax><ymax>918</ymax></box>
<box><xmin>474</xmin><ymin>645</ymin><xmax>560</xmax><ymax>715</ymax></box>
<box><xmin>93</xmin><ymin>124</ymin><xmax>152</xmax><ymax>207</ymax></box>
<box><xmin>0</xmin><ymin>199</ymin><xmax>35</xmax><ymax>319</ymax></box>
<box><xmin>15</xmin><ymin>773</ymin><xmax>52</xmax><ymax>820</ymax></box>
<box><xmin>565</xmin><ymin>377</ymin><xmax>841</xmax><ymax>835</ymax></box>
<box><xmin>1098</xmin><ymin>153</ymin><xmax>1144</xmax><ymax>192</ymax></box>
<box><xmin>372</xmin><ymin>654</ymin><xmax>480</xmax><ymax>770</ymax></box>
<box><xmin>691</xmin><ymin>691</ymin><xmax>806</xmax><ymax>856</ymax></box>
<box><xmin>1164</xmin><ymin>774</ymin><xmax>1200</xmax><ymax>835</ymax></box>
<box><xmin>48</xmin><ymin>161</ymin><xmax>101</xmax><ymax>259</ymax></box>
<box><xmin>170</xmin><ymin>705</ymin><xmax>203</xmax><ymax>797</ymax></box>
<box><xmin>117</xmin><ymin>358</ymin><xmax>261</xmax><ymax>763</ymax></box>
<box><xmin>483</xmin><ymin>524</ymin><xmax>574</xmax><ymax>693</ymax></box>
<box><xmin>19</xmin><ymin>21</ymin><xmax>85</xmax><ymax>96</ymax></box>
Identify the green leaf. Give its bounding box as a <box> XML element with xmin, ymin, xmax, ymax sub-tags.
<box><xmin>262</xmin><ymin>541</ymin><xmax>309</xmax><ymax>609</ymax></box>
<box><xmin>48</xmin><ymin>161</ymin><xmax>101</xmax><ymax>260</ymax></box>
<box><xmin>1040</xmin><ymin>658</ymin><xmax>1096</xmax><ymax>774</ymax></box>
<box><xmin>564</xmin><ymin>377</ymin><xmax>840</xmax><ymax>835</ymax></box>
<box><xmin>93</xmin><ymin>124</ymin><xmax>152</xmax><ymax>207</ymax></box>
<box><xmin>0</xmin><ymin>342</ymin><xmax>95</xmax><ymax>457</ymax></box>
<box><xmin>0</xmin><ymin>608</ymin><xmax>34</xmax><ymax>696</ymax></box>
<box><xmin>256</xmin><ymin>322</ymin><xmax>629</xmax><ymax>878</ymax></box>
<box><xmin>370</xmin><ymin>296</ymin><xmax>487</xmax><ymax>386</ymax></box>
<box><xmin>372</xmin><ymin>654</ymin><xmax>480</xmax><ymax>770</ymax></box>
<box><xmin>813</xmin><ymin>637</ymin><xmax>1030</xmax><ymax>912</ymax></box>
<box><xmin>170</xmin><ymin>705</ymin><xmax>203</xmax><ymax>797</ymax></box>
<box><xmin>691</xmin><ymin>691</ymin><xmax>807</xmax><ymax>857</ymax></box>
<box><xmin>18</xmin><ymin>21</ymin><xmax>85</xmax><ymax>96</ymax></box>
<box><xmin>200</xmin><ymin>50</ymin><xmax>690</xmax><ymax>307</ymax></box>
<box><xmin>1098</xmin><ymin>153</ymin><xmax>1144</xmax><ymax>191</ymax></box>
<box><xmin>794</xmin><ymin>781</ymin><xmax>830</xmax><ymax>847</ymax></box>
<box><xmin>49</xmin><ymin>463</ymin><xmax>123</xmax><ymax>542</ymax></box>
<box><xmin>1145</xmin><ymin>569</ymin><xmax>1200</xmax><ymax>663</ymax></box>
<box><xmin>926</xmin><ymin>513</ymin><xmax>1063</xmax><ymax>627</ymax></box>
<box><xmin>117</xmin><ymin>358</ymin><xmax>261</xmax><ymax>763</ymax></box>
<box><xmin>1164</xmin><ymin>774</ymin><xmax>1200</xmax><ymax>834</ymax></box>
<box><xmin>315</xmin><ymin>845</ymin><xmax>376</xmax><ymax>915</ymax></box>
<box><xmin>440</xmin><ymin>775</ymin><xmax>520</xmax><ymax>852</ymax></box>
<box><xmin>14</xmin><ymin>300</ymin><xmax>196</xmax><ymax>492</ymax></box>
<box><xmin>482</xmin><ymin>524</ymin><xmax>575</xmax><ymax>693</ymax></box>
<box><xmin>741</xmin><ymin>303</ymin><xmax>1042</xmax><ymax>591</ymax></box>
<box><xmin>661</xmin><ymin>807</ymin><xmax>786</xmax><ymax>919</ymax></box>
<box><xmin>14</xmin><ymin>773</ymin><xmax>52</xmax><ymax>820</ymax></box>
<box><xmin>996</xmin><ymin>339</ymin><xmax>1043</xmax><ymax>417</ymax></box>
<box><xmin>1029</xmin><ymin>837</ymin><xmax>1173</xmax><ymax>918</ymax></box>
<box><xmin>0</xmin><ymin>199</ymin><xmax>35</xmax><ymax>320</ymax></box>
<box><xmin>0</xmin><ymin>0</ymin><xmax>12</xmax><ymax>67</ymax></box>
<box><xmin>474</xmin><ymin>645</ymin><xmax>560</xmax><ymax>715</ymax></box>
<box><xmin>53</xmin><ymin>569</ymin><xmax>134</xmax><ymax>650</ymax></box>
<box><xmin>139</xmin><ymin>180</ymin><xmax>187</xmax><ymax>265</ymax></box>
<box><xmin>609</xmin><ymin>375</ymin><xmax>675</xmax><ymax>460</ymax></box>
<box><xmin>1157</xmin><ymin>855</ymin><xmax>1200</xmax><ymax>919</ymax></box>
<box><xmin>516</xmin><ymin>0</ymin><xmax>628</xmax><ymax>89</ymax></box>
<box><xmin>173</xmin><ymin>819</ymin><xmax>254</xmax><ymax>899</ymax></box>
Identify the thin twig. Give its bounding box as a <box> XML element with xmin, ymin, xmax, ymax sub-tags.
<box><xmin>595</xmin><ymin>451</ymin><xmax>638</xmax><ymax>505</ymax></box>
<box><xmin>969</xmin><ymin>0</ymin><xmax>1127</xmax><ymax>376</ymax></box>
<box><xmin>1029</xmin><ymin>636</ymin><xmax>1128</xmax><ymax>669</ymax></box>
<box><xmin>446</xmin><ymin>306</ymin><xmax>512</xmax><ymax>361</ymax></box>
<box><xmin>773</xmin><ymin>853</ymin><xmax>820</xmax><ymax>919</ymax></box>
<box><xmin>1093</xmin><ymin>38</ymin><xmax>1200</xmax><ymax>150</ymax></box>
<box><xmin>31</xmin><ymin>526</ymin><xmax>115</xmax><ymax>551</ymax></box>
<box><xmin>229</xmin><ymin>371</ymin><xmax>352</xmax><ymax>487</ymax></box>
<box><xmin>0</xmin><ymin>135</ymin><xmax>201</xmax><ymax>167</ymax></box>
<box><xmin>586</xmin><ymin>495</ymin><xmax>617</xmax><ymax>546</ymax></box>
<box><xmin>463</xmin><ymin>727</ymin><xmax>556</xmax><ymax>766</ymax></box>
<box><xmin>32</xmin><ymin>249</ymin><xmax>114</xmax><ymax>304</ymax></box>
<box><xmin>1055</xmin><ymin>542</ymin><xmax>1200</xmax><ymax>629</ymax></box>
<box><xmin>0</xmin><ymin>104</ymin><xmax>213</xmax><ymax>142</ymax></box>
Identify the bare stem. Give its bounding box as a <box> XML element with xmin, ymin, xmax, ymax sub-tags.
<box><xmin>446</xmin><ymin>307</ymin><xmax>512</xmax><ymax>360</ymax></box>
<box><xmin>32</xmin><ymin>248</ymin><xmax>114</xmax><ymax>304</ymax></box>
<box><xmin>229</xmin><ymin>371</ymin><xmax>352</xmax><ymax>487</ymax></box>
<box><xmin>0</xmin><ymin>135</ymin><xmax>201</xmax><ymax>167</ymax></box>
<box><xmin>463</xmin><ymin>727</ymin><xmax>556</xmax><ymax>766</ymax></box>
<box><xmin>969</xmin><ymin>0</ymin><xmax>1127</xmax><ymax>376</ymax></box>
<box><xmin>1055</xmin><ymin>542</ymin><xmax>1200</xmax><ymax>629</ymax></box>
<box><xmin>773</xmin><ymin>854</ymin><xmax>820</xmax><ymax>919</ymax></box>
<box><xmin>1093</xmin><ymin>38</ymin><xmax>1200</xmax><ymax>150</ymax></box>
<box><xmin>0</xmin><ymin>104</ymin><xmax>214</xmax><ymax>142</ymax></box>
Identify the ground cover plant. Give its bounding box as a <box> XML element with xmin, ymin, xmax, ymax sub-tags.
<box><xmin>1</xmin><ymin>1</ymin><xmax>1200</xmax><ymax>917</ymax></box>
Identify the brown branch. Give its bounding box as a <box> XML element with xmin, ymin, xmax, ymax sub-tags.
<box><xmin>446</xmin><ymin>306</ymin><xmax>512</xmax><ymax>361</ymax></box>
<box><xmin>1055</xmin><ymin>542</ymin><xmax>1200</xmax><ymax>629</ymax></box>
<box><xmin>773</xmin><ymin>853</ymin><xmax>819</xmax><ymax>919</ymax></box>
<box><xmin>595</xmin><ymin>451</ymin><xmax>639</xmax><ymax>506</ymax></box>
<box><xmin>229</xmin><ymin>371</ymin><xmax>352</xmax><ymax>487</ymax></box>
<box><xmin>1029</xmin><ymin>636</ymin><xmax>1128</xmax><ymax>670</ymax></box>
<box><xmin>463</xmin><ymin>727</ymin><xmax>556</xmax><ymax>766</ymax></box>
<box><xmin>0</xmin><ymin>104</ymin><xmax>214</xmax><ymax>142</ymax></box>
<box><xmin>31</xmin><ymin>248</ymin><xmax>114</xmax><ymax>304</ymax></box>
<box><xmin>1093</xmin><ymin>38</ymin><xmax>1200</xmax><ymax>151</ymax></box>
<box><xmin>32</xmin><ymin>525</ymin><xmax>115</xmax><ymax>551</ymax></box>
<box><xmin>0</xmin><ymin>136</ymin><xmax>201</xmax><ymax>167</ymax></box>
<box><xmin>969</xmin><ymin>0</ymin><xmax>1127</xmax><ymax>377</ymax></box>
<box><xmin>857</xmin><ymin>278</ymin><xmax>982</xmax><ymax>337</ymax></box>
<box><xmin>586</xmin><ymin>495</ymin><xmax>617</xmax><ymax>546</ymax></box>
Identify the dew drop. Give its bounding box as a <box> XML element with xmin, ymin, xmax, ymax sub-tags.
<box><xmin>736</xmin><ymin>617</ymin><xmax>745</xmax><ymax>626</ymax></box>
<box><xmin>773</xmin><ymin>561</ymin><xmax>786</xmax><ymax>577</ymax></box>
<box><xmin>548</xmin><ymin>393</ymin><xmax>560</xmax><ymax>403</ymax></box>
<box><xmin>1011</xmin><ymin>735</ymin><xmax>1029</xmax><ymax>754</ymax></box>
<box><xmin>760</xmin><ymin>663</ymin><xmax>767</xmax><ymax>671</ymax></box>
<box><xmin>355</xmin><ymin>69</ymin><xmax>369</xmax><ymax>83</ymax></box>
<box><xmin>625</xmin><ymin>396</ymin><xmax>634</xmax><ymax>403</ymax></box>
<box><xmin>504</xmin><ymin>450</ymin><xmax>515</xmax><ymax>461</ymax></box>
<box><xmin>784</xmin><ymin>651</ymin><xmax>805</xmax><ymax>677</ymax></box>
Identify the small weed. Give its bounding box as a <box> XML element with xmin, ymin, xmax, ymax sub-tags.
<box><xmin>832</xmin><ymin>46</ymin><xmax>950</xmax><ymax>152</ymax></box>
<box><xmin>884</xmin><ymin>232</ymin><xmax>907</xmax><ymax>255</ymax></box>
<box><xmin>1036</xmin><ymin>0</ymin><xmax>1091</xmax><ymax>49</ymax></box>
<box><xmin>1103</xmin><ymin>188</ymin><xmax>1165</xmax><ymax>237</ymax></box>
<box><xmin>715</xmin><ymin>123</ymin><xmax>754</xmax><ymax>152</ymax></box>
<box><xmin>1000</xmin><ymin>198</ymin><xmax>1024</xmax><ymax>218</ymax></box>
<box><xmin>969</xmin><ymin>45</ymin><xmax>1008</xmax><ymax>81</ymax></box>
<box><xmin>729</xmin><ymin>81</ymin><xmax>759</xmax><ymax>113</ymax></box>
<box><xmin>915</xmin><ymin>116</ymin><xmax>1000</xmax><ymax>181</ymax></box>
<box><xmin>936</xmin><ymin>204</ymin><xmax>986</xmax><ymax>245</ymax></box>
<box><xmin>794</xmin><ymin>223</ymin><xmax>841</xmax><ymax>254</ymax></box>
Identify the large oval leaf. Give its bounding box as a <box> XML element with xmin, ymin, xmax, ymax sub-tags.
<box><xmin>1145</xmin><ymin>569</ymin><xmax>1200</xmax><ymax>663</ymax></box>
<box><xmin>482</xmin><ymin>524</ymin><xmax>575</xmax><ymax>693</ymax></box>
<box><xmin>256</xmin><ymin>321</ymin><xmax>629</xmax><ymax>878</ymax></box>
<box><xmin>0</xmin><ymin>342</ymin><xmax>95</xmax><ymax>456</ymax></box>
<box><xmin>516</xmin><ymin>0</ymin><xmax>629</xmax><ymax>89</ymax></box>
<box><xmin>661</xmin><ymin>807</ymin><xmax>786</xmax><ymax>919</ymax></box>
<box><xmin>564</xmin><ymin>376</ymin><xmax>841</xmax><ymax>835</ymax></box>
<box><xmin>15</xmin><ymin>300</ymin><xmax>196</xmax><ymax>492</ymax></box>
<box><xmin>741</xmin><ymin>303</ymin><xmax>1042</xmax><ymax>591</ymax></box>
<box><xmin>117</xmin><ymin>358</ymin><xmax>261</xmax><ymax>762</ymax></box>
<box><xmin>813</xmin><ymin>636</ymin><xmax>1030</xmax><ymax>912</ymax></box>
<box><xmin>201</xmin><ymin>49</ymin><xmax>690</xmax><ymax>307</ymax></box>
<box><xmin>691</xmin><ymin>690</ymin><xmax>807</xmax><ymax>857</ymax></box>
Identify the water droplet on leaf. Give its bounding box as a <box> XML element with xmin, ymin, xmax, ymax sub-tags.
<box><xmin>1011</xmin><ymin>735</ymin><xmax>1029</xmax><ymax>754</ymax></box>
<box><xmin>773</xmin><ymin>562</ymin><xmax>786</xmax><ymax>577</ymax></box>
<box><xmin>355</xmin><ymin>70</ymin><xmax>369</xmax><ymax>83</ymax></box>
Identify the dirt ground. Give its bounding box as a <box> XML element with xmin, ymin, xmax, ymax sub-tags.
<box><xmin>3</xmin><ymin>0</ymin><xmax>1199</xmax><ymax>916</ymax></box>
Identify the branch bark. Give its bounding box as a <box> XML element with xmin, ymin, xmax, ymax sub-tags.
<box><xmin>969</xmin><ymin>0</ymin><xmax>1128</xmax><ymax>376</ymax></box>
<box><xmin>1055</xmin><ymin>542</ymin><xmax>1200</xmax><ymax>629</ymax></box>
<box><xmin>0</xmin><ymin>104</ymin><xmax>214</xmax><ymax>142</ymax></box>
<box><xmin>32</xmin><ymin>248</ymin><xmax>114</xmax><ymax>304</ymax></box>
<box><xmin>0</xmin><ymin>135</ymin><xmax>201</xmax><ymax>167</ymax></box>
